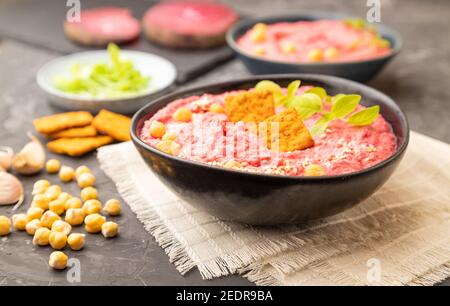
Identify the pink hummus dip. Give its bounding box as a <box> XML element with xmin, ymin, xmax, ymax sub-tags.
<box><xmin>237</xmin><ymin>20</ymin><xmax>391</xmax><ymax>63</ymax></box>
<box><xmin>140</xmin><ymin>88</ymin><xmax>397</xmax><ymax>177</ymax></box>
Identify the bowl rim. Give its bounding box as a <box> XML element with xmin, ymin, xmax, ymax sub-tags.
<box><xmin>131</xmin><ymin>74</ymin><xmax>410</xmax><ymax>182</ymax></box>
<box><xmin>36</xmin><ymin>49</ymin><xmax>178</xmax><ymax>102</ymax></box>
<box><xmin>226</xmin><ymin>11</ymin><xmax>403</xmax><ymax>67</ymax></box>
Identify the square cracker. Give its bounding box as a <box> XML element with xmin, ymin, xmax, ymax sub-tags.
<box><xmin>33</xmin><ymin>111</ymin><xmax>93</xmax><ymax>135</ymax></box>
<box><xmin>224</xmin><ymin>90</ymin><xmax>275</xmax><ymax>123</ymax></box>
<box><xmin>47</xmin><ymin>136</ymin><xmax>114</xmax><ymax>156</ymax></box>
<box><xmin>93</xmin><ymin>109</ymin><xmax>131</xmax><ymax>142</ymax></box>
<box><xmin>49</xmin><ymin>125</ymin><xmax>97</xmax><ymax>139</ymax></box>
<box><xmin>262</xmin><ymin>108</ymin><xmax>314</xmax><ymax>152</ymax></box>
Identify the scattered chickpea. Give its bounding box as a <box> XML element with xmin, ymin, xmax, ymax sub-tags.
<box><xmin>59</xmin><ymin>165</ymin><xmax>75</xmax><ymax>182</ymax></box>
<box><xmin>32</xmin><ymin>194</ymin><xmax>50</xmax><ymax>210</ymax></box>
<box><xmin>149</xmin><ymin>121</ymin><xmax>166</xmax><ymax>138</ymax></box>
<box><xmin>324</xmin><ymin>47</ymin><xmax>339</xmax><ymax>59</ymax></box>
<box><xmin>82</xmin><ymin>199</ymin><xmax>102</xmax><ymax>215</ymax></box>
<box><xmin>57</xmin><ymin>192</ymin><xmax>72</xmax><ymax>204</ymax></box>
<box><xmin>162</xmin><ymin>132</ymin><xmax>177</xmax><ymax>141</ymax></box>
<box><xmin>27</xmin><ymin>207</ymin><xmax>44</xmax><ymax>220</ymax></box>
<box><xmin>32</xmin><ymin>227</ymin><xmax>51</xmax><ymax>246</ymax></box>
<box><xmin>46</xmin><ymin>159</ymin><xmax>61</xmax><ymax>174</ymax></box>
<box><xmin>173</xmin><ymin>107</ymin><xmax>192</xmax><ymax>122</ymax></box>
<box><xmin>49</xmin><ymin>199</ymin><xmax>65</xmax><ymax>215</ymax></box>
<box><xmin>67</xmin><ymin>233</ymin><xmax>85</xmax><ymax>251</ymax></box>
<box><xmin>101</xmin><ymin>221</ymin><xmax>119</xmax><ymax>238</ymax></box>
<box><xmin>281</xmin><ymin>41</ymin><xmax>296</xmax><ymax>54</ymax></box>
<box><xmin>0</xmin><ymin>216</ymin><xmax>11</xmax><ymax>236</ymax></box>
<box><xmin>65</xmin><ymin>197</ymin><xmax>82</xmax><ymax>210</ymax></box>
<box><xmin>45</xmin><ymin>185</ymin><xmax>62</xmax><ymax>201</ymax></box>
<box><xmin>81</xmin><ymin>186</ymin><xmax>98</xmax><ymax>201</ymax></box>
<box><xmin>209</xmin><ymin>103</ymin><xmax>225</xmax><ymax>114</ymax></box>
<box><xmin>75</xmin><ymin>165</ymin><xmax>91</xmax><ymax>179</ymax></box>
<box><xmin>26</xmin><ymin>219</ymin><xmax>42</xmax><ymax>236</ymax></box>
<box><xmin>40</xmin><ymin>210</ymin><xmax>61</xmax><ymax>229</ymax></box>
<box><xmin>250</xmin><ymin>23</ymin><xmax>267</xmax><ymax>42</ymax></box>
<box><xmin>103</xmin><ymin>199</ymin><xmax>122</xmax><ymax>216</ymax></box>
<box><xmin>51</xmin><ymin>220</ymin><xmax>72</xmax><ymax>236</ymax></box>
<box><xmin>12</xmin><ymin>214</ymin><xmax>28</xmax><ymax>231</ymax></box>
<box><xmin>77</xmin><ymin>172</ymin><xmax>96</xmax><ymax>188</ymax></box>
<box><xmin>49</xmin><ymin>231</ymin><xmax>67</xmax><ymax>250</ymax></box>
<box><xmin>32</xmin><ymin>179</ymin><xmax>50</xmax><ymax>195</ymax></box>
<box><xmin>304</xmin><ymin>164</ymin><xmax>325</xmax><ymax>176</ymax></box>
<box><xmin>49</xmin><ymin>251</ymin><xmax>68</xmax><ymax>270</ymax></box>
<box><xmin>156</xmin><ymin>140</ymin><xmax>181</xmax><ymax>156</ymax></box>
<box><xmin>65</xmin><ymin>208</ymin><xmax>85</xmax><ymax>226</ymax></box>
<box><xmin>84</xmin><ymin>213</ymin><xmax>106</xmax><ymax>233</ymax></box>
<box><xmin>253</xmin><ymin>46</ymin><xmax>266</xmax><ymax>56</ymax></box>
<box><xmin>308</xmin><ymin>48</ymin><xmax>324</xmax><ymax>62</ymax></box>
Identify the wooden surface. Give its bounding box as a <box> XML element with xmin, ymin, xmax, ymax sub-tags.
<box><xmin>0</xmin><ymin>0</ymin><xmax>449</xmax><ymax>286</ymax></box>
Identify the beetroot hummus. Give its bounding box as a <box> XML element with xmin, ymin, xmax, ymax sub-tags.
<box><xmin>237</xmin><ymin>20</ymin><xmax>391</xmax><ymax>63</ymax></box>
<box><xmin>140</xmin><ymin>85</ymin><xmax>397</xmax><ymax>177</ymax></box>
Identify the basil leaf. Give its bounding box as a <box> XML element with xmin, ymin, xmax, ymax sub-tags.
<box><xmin>347</xmin><ymin>105</ymin><xmax>380</xmax><ymax>126</ymax></box>
<box><xmin>290</xmin><ymin>93</ymin><xmax>323</xmax><ymax>119</ymax></box>
<box><xmin>306</xmin><ymin>87</ymin><xmax>327</xmax><ymax>99</ymax></box>
<box><xmin>310</xmin><ymin>113</ymin><xmax>335</xmax><ymax>136</ymax></box>
<box><xmin>255</xmin><ymin>80</ymin><xmax>283</xmax><ymax>99</ymax></box>
<box><xmin>331</xmin><ymin>94</ymin><xmax>361</xmax><ymax>118</ymax></box>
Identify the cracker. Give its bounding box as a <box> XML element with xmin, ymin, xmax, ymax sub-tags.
<box><xmin>262</xmin><ymin>108</ymin><xmax>314</xmax><ymax>152</ymax></box>
<box><xmin>92</xmin><ymin>109</ymin><xmax>131</xmax><ymax>142</ymax></box>
<box><xmin>49</xmin><ymin>125</ymin><xmax>98</xmax><ymax>139</ymax></box>
<box><xmin>47</xmin><ymin>136</ymin><xmax>114</xmax><ymax>156</ymax></box>
<box><xmin>224</xmin><ymin>90</ymin><xmax>275</xmax><ymax>123</ymax></box>
<box><xmin>33</xmin><ymin>111</ymin><xmax>93</xmax><ymax>135</ymax></box>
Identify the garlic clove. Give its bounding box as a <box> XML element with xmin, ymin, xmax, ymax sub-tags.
<box><xmin>0</xmin><ymin>146</ymin><xmax>14</xmax><ymax>172</ymax></box>
<box><xmin>0</xmin><ymin>172</ymin><xmax>24</xmax><ymax>208</ymax></box>
<box><xmin>12</xmin><ymin>132</ymin><xmax>46</xmax><ymax>175</ymax></box>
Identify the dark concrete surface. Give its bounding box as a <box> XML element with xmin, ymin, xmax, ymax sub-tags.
<box><xmin>0</xmin><ymin>0</ymin><xmax>449</xmax><ymax>286</ymax></box>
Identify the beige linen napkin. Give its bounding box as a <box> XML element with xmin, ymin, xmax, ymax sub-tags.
<box><xmin>97</xmin><ymin>131</ymin><xmax>450</xmax><ymax>285</ymax></box>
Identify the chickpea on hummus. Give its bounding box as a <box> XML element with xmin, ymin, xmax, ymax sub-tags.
<box><xmin>140</xmin><ymin>80</ymin><xmax>396</xmax><ymax>177</ymax></box>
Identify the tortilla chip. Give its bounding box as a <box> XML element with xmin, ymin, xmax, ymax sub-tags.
<box><xmin>225</xmin><ymin>90</ymin><xmax>275</xmax><ymax>123</ymax></box>
<box><xmin>262</xmin><ymin>108</ymin><xmax>314</xmax><ymax>152</ymax></box>
<box><xmin>47</xmin><ymin>136</ymin><xmax>114</xmax><ymax>156</ymax></box>
<box><xmin>49</xmin><ymin>125</ymin><xmax>97</xmax><ymax>139</ymax></box>
<box><xmin>92</xmin><ymin>109</ymin><xmax>131</xmax><ymax>142</ymax></box>
<box><xmin>33</xmin><ymin>111</ymin><xmax>93</xmax><ymax>135</ymax></box>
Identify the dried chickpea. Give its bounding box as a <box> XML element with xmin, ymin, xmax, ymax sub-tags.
<box><xmin>12</xmin><ymin>214</ymin><xmax>28</xmax><ymax>231</ymax></box>
<box><xmin>103</xmin><ymin>199</ymin><xmax>122</xmax><ymax>216</ymax></box>
<box><xmin>27</xmin><ymin>206</ymin><xmax>44</xmax><ymax>220</ymax></box>
<box><xmin>209</xmin><ymin>103</ymin><xmax>225</xmax><ymax>114</ymax></box>
<box><xmin>51</xmin><ymin>220</ymin><xmax>72</xmax><ymax>236</ymax></box>
<box><xmin>77</xmin><ymin>172</ymin><xmax>96</xmax><ymax>188</ymax></box>
<box><xmin>101</xmin><ymin>221</ymin><xmax>119</xmax><ymax>238</ymax></box>
<box><xmin>156</xmin><ymin>140</ymin><xmax>181</xmax><ymax>156</ymax></box>
<box><xmin>0</xmin><ymin>216</ymin><xmax>11</xmax><ymax>236</ymax></box>
<box><xmin>46</xmin><ymin>159</ymin><xmax>61</xmax><ymax>173</ymax></box>
<box><xmin>172</xmin><ymin>107</ymin><xmax>192</xmax><ymax>122</ymax></box>
<box><xmin>57</xmin><ymin>192</ymin><xmax>72</xmax><ymax>204</ymax></box>
<box><xmin>65</xmin><ymin>208</ymin><xmax>85</xmax><ymax>226</ymax></box>
<box><xmin>26</xmin><ymin>219</ymin><xmax>42</xmax><ymax>236</ymax></box>
<box><xmin>45</xmin><ymin>185</ymin><xmax>62</xmax><ymax>201</ymax></box>
<box><xmin>84</xmin><ymin>213</ymin><xmax>106</xmax><ymax>233</ymax></box>
<box><xmin>67</xmin><ymin>233</ymin><xmax>85</xmax><ymax>251</ymax></box>
<box><xmin>49</xmin><ymin>231</ymin><xmax>67</xmax><ymax>250</ymax></box>
<box><xmin>65</xmin><ymin>197</ymin><xmax>82</xmax><ymax>210</ymax></box>
<box><xmin>33</xmin><ymin>227</ymin><xmax>51</xmax><ymax>246</ymax></box>
<box><xmin>75</xmin><ymin>165</ymin><xmax>91</xmax><ymax>179</ymax></box>
<box><xmin>49</xmin><ymin>199</ymin><xmax>65</xmax><ymax>215</ymax></box>
<box><xmin>80</xmin><ymin>186</ymin><xmax>98</xmax><ymax>201</ymax></box>
<box><xmin>32</xmin><ymin>179</ymin><xmax>50</xmax><ymax>195</ymax></box>
<box><xmin>308</xmin><ymin>48</ymin><xmax>323</xmax><ymax>62</ymax></box>
<box><xmin>149</xmin><ymin>121</ymin><xmax>166</xmax><ymax>138</ymax></box>
<box><xmin>49</xmin><ymin>251</ymin><xmax>68</xmax><ymax>270</ymax></box>
<box><xmin>304</xmin><ymin>164</ymin><xmax>325</xmax><ymax>176</ymax></box>
<box><xmin>59</xmin><ymin>165</ymin><xmax>75</xmax><ymax>182</ymax></box>
<box><xmin>82</xmin><ymin>199</ymin><xmax>102</xmax><ymax>215</ymax></box>
<box><xmin>162</xmin><ymin>132</ymin><xmax>177</xmax><ymax>141</ymax></box>
<box><xmin>32</xmin><ymin>194</ymin><xmax>50</xmax><ymax>210</ymax></box>
<box><xmin>40</xmin><ymin>210</ymin><xmax>61</xmax><ymax>228</ymax></box>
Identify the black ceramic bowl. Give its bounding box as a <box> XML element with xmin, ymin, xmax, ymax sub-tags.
<box><xmin>226</xmin><ymin>12</ymin><xmax>402</xmax><ymax>82</ymax></box>
<box><xmin>131</xmin><ymin>75</ymin><xmax>409</xmax><ymax>225</ymax></box>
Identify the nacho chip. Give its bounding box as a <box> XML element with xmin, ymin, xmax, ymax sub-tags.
<box><xmin>47</xmin><ymin>136</ymin><xmax>114</xmax><ymax>156</ymax></box>
<box><xmin>33</xmin><ymin>111</ymin><xmax>93</xmax><ymax>135</ymax></box>
<box><xmin>49</xmin><ymin>125</ymin><xmax>97</xmax><ymax>139</ymax></box>
<box><xmin>262</xmin><ymin>108</ymin><xmax>314</xmax><ymax>152</ymax></box>
<box><xmin>225</xmin><ymin>90</ymin><xmax>275</xmax><ymax>123</ymax></box>
<box><xmin>92</xmin><ymin>109</ymin><xmax>131</xmax><ymax>142</ymax></box>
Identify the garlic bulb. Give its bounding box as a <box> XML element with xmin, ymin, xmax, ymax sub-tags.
<box><xmin>12</xmin><ymin>132</ymin><xmax>46</xmax><ymax>175</ymax></box>
<box><xmin>0</xmin><ymin>172</ymin><xmax>24</xmax><ymax>207</ymax></box>
<box><xmin>0</xmin><ymin>146</ymin><xmax>13</xmax><ymax>171</ymax></box>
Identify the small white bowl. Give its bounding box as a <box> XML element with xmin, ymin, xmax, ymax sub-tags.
<box><xmin>37</xmin><ymin>50</ymin><xmax>177</xmax><ymax>114</ymax></box>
